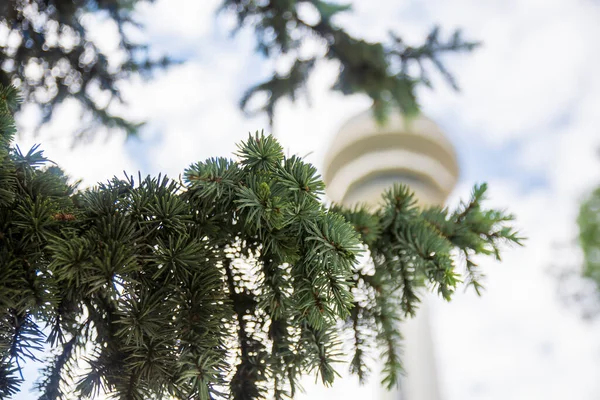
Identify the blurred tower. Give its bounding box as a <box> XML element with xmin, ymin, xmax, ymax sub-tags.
<box><xmin>323</xmin><ymin>109</ymin><xmax>459</xmax><ymax>400</ymax></box>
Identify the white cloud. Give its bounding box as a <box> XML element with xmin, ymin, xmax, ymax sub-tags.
<box><xmin>117</xmin><ymin>56</ymin><xmax>269</xmax><ymax>179</ymax></box>
<box><xmin>417</xmin><ymin>0</ymin><xmax>599</xmax><ymax>146</ymax></box>
<box><xmin>14</xmin><ymin>100</ymin><xmax>138</xmax><ymax>188</ymax></box>
<box><xmin>136</xmin><ymin>0</ymin><xmax>222</xmax><ymax>47</ymax></box>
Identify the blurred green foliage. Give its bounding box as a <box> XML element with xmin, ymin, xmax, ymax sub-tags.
<box><xmin>1</xmin><ymin>0</ymin><xmax>478</xmax><ymax>141</ymax></box>
<box><xmin>578</xmin><ymin>188</ymin><xmax>600</xmax><ymax>285</ymax></box>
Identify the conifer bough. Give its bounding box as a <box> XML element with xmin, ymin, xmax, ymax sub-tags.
<box><xmin>0</xmin><ymin>84</ymin><xmax>522</xmax><ymax>399</ymax></box>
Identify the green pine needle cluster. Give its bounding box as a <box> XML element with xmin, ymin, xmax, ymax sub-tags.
<box><xmin>0</xmin><ymin>84</ymin><xmax>521</xmax><ymax>399</ymax></box>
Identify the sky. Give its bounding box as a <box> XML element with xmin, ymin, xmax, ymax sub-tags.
<box><xmin>10</xmin><ymin>0</ymin><xmax>600</xmax><ymax>399</ymax></box>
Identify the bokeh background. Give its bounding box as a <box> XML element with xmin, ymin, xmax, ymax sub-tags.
<box><xmin>10</xmin><ymin>0</ymin><xmax>600</xmax><ymax>398</ymax></box>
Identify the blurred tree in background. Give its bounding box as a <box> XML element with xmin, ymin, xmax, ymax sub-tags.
<box><xmin>0</xmin><ymin>85</ymin><xmax>522</xmax><ymax>398</ymax></box>
<box><xmin>577</xmin><ymin>189</ymin><xmax>600</xmax><ymax>287</ymax></box>
<box><xmin>0</xmin><ymin>0</ymin><xmax>478</xmax><ymax>141</ymax></box>
<box><xmin>557</xmin><ymin>189</ymin><xmax>600</xmax><ymax>319</ymax></box>
<box><xmin>0</xmin><ymin>0</ymin><xmax>171</xmax><ymax>139</ymax></box>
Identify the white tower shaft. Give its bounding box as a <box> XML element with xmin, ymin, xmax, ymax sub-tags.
<box><xmin>323</xmin><ymin>109</ymin><xmax>459</xmax><ymax>400</ymax></box>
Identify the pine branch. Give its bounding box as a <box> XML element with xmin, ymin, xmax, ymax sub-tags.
<box><xmin>0</xmin><ymin>88</ymin><xmax>522</xmax><ymax>398</ymax></box>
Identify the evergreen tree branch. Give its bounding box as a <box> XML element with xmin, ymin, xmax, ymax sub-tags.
<box><xmin>0</xmin><ymin>86</ymin><xmax>522</xmax><ymax>398</ymax></box>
